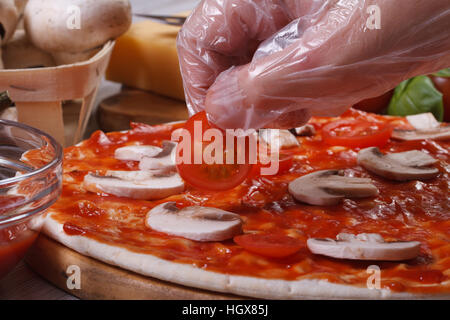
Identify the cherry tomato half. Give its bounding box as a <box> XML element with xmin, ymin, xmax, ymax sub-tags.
<box><xmin>175</xmin><ymin>112</ymin><xmax>253</xmax><ymax>191</ymax></box>
<box><xmin>234</xmin><ymin>234</ymin><xmax>303</xmax><ymax>258</ymax></box>
<box><xmin>430</xmin><ymin>75</ymin><xmax>450</xmax><ymax>122</ymax></box>
<box><xmin>322</xmin><ymin>119</ymin><xmax>393</xmax><ymax>148</ymax></box>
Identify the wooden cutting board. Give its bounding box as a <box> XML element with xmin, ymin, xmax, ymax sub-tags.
<box><xmin>96</xmin><ymin>88</ymin><xmax>189</xmax><ymax>132</ymax></box>
<box><xmin>25</xmin><ymin>235</ymin><xmax>241</xmax><ymax>300</ymax></box>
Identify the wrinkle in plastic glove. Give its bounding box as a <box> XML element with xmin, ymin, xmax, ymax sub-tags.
<box><xmin>177</xmin><ymin>0</ymin><xmax>450</xmax><ymax>130</ymax></box>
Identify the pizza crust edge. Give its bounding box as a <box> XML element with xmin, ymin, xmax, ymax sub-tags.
<box><xmin>42</xmin><ymin>213</ymin><xmax>449</xmax><ymax>300</ymax></box>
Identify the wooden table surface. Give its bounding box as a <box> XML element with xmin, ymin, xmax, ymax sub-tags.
<box><xmin>0</xmin><ymin>0</ymin><xmax>199</xmax><ymax>300</ymax></box>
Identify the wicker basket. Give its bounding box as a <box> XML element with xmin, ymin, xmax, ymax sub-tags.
<box><xmin>0</xmin><ymin>41</ymin><xmax>115</xmax><ymax>147</ymax></box>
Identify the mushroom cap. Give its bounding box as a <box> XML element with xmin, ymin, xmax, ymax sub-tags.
<box><xmin>83</xmin><ymin>170</ymin><xmax>184</xmax><ymax>200</ymax></box>
<box><xmin>14</xmin><ymin>0</ymin><xmax>28</xmax><ymax>14</ymax></box>
<box><xmin>51</xmin><ymin>47</ymin><xmax>101</xmax><ymax>65</ymax></box>
<box><xmin>292</xmin><ymin>124</ymin><xmax>316</xmax><ymax>137</ymax></box>
<box><xmin>392</xmin><ymin>127</ymin><xmax>450</xmax><ymax>141</ymax></box>
<box><xmin>307</xmin><ymin>233</ymin><xmax>421</xmax><ymax>261</ymax></box>
<box><xmin>2</xmin><ymin>30</ymin><xmax>55</xmax><ymax>69</ymax></box>
<box><xmin>357</xmin><ymin>147</ymin><xmax>439</xmax><ymax>181</ymax></box>
<box><xmin>139</xmin><ymin>141</ymin><xmax>177</xmax><ymax>172</ymax></box>
<box><xmin>0</xmin><ymin>0</ymin><xmax>19</xmax><ymax>43</ymax></box>
<box><xmin>288</xmin><ymin>170</ymin><xmax>379</xmax><ymax>206</ymax></box>
<box><xmin>259</xmin><ymin>129</ymin><xmax>299</xmax><ymax>149</ymax></box>
<box><xmin>24</xmin><ymin>0</ymin><xmax>132</xmax><ymax>53</ymax></box>
<box><xmin>146</xmin><ymin>202</ymin><xmax>242</xmax><ymax>242</ymax></box>
<box><xmin>406</xmin><ymin>113</ymin><xmax>440</xmax><ymax>130</ymax></box>
<box><xmin>114</xmin><ymin>145</ymin><xmax>163</xmax><ymax>162</ymax></box>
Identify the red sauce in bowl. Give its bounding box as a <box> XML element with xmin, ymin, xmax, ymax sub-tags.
<box><xmin>0</xmin><ymin>195</ymin><xmax>39</xmax><ymax>277</ymax></box>
<box><xmin>0</xmin><ymin>224</ymin><xmax>38</xmax><ymax>278</ymax></box>
<box><xmin>0</xmin><ymin>120</ymin><xmax>63</xmax><ymax>279</ymax></box>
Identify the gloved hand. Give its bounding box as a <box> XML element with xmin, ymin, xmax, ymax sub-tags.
<box><xmin>177</xmin><ymin>0</ymin><xmax>450</xmax><ymax>130</ymax></box>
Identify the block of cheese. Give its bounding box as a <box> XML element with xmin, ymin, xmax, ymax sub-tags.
<box><xmin>106</xmin><ymin>20</ymin><xmax>186</xmax><ymax>101</ymax></box>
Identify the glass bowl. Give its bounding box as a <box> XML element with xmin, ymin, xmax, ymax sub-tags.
<box><xmin>0</xmin><ymin>119</ymin><xmax>62</xmax><ymax>279</ymax></box>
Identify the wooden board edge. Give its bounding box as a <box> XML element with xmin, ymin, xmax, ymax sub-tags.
<box><xmin>25</xmin><ymin>234</ymin><xmax>242</xmax><ymax>300</ymax></box>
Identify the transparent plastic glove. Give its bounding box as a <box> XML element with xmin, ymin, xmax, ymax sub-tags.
<box><xmin>177</xmin><ymin>0</ymin><xmax>450</xmax><ymax>130</ymax></box>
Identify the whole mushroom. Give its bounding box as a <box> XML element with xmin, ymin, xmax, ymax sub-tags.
<box><xmin>2</xmin><ymin>30</ymin><xmax>55</xmax><ymax>69</ymax></box>
<box><xmin>14</xmin><ymin>0</ymin><xmax>27</xmax><ymax>14</ymax></box>
<box><xmin>50</xmin><ymin>48</ymin><xmax>101</xmax><ymax>66</ymax></box>
<box><xmin>0</xmin><ymin>0</ymin><xmax>20</xmax><ymax>44</ymax></box>
<box><xmin>24</xmin><ymin>0</ymin><xmax>132</xmax><ymax>64</ymax></box>
<box><xmin>0</xmin><ymin>0</ymin><xmax>22</xmax><ymax>68</ymax></box>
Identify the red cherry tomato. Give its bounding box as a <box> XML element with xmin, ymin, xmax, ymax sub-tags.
<box><xmin>353</xmin><ymin>90</ymin><xmax>394</xmax><ymax>114</ymax></box>
<box><xmin>322</xmin><ymin>119</ymin><xmax>393</xmax><ymax>148</ymax></box>
<box><xmin>234</xmin><ymin>234</ymin><xmax>303</xmax><ymax>258</ymax></box>
<box><xmin>175</xmin><ymin>112</ymin><xmax>253</xmax><ymax>191</ymax></box>
<box><xmin>430</xmin><ymin>76</ymin><xmax>450</xmax><ymax>122</ymax></box>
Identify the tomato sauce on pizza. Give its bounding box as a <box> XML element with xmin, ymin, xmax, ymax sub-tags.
<box><xmin>47</xmin><ymin>109</ymin><xmax>450</xmax><ymax>294</ymax></box>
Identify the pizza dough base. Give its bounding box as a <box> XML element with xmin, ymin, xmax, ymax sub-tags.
<box><xmin>42</xmin><ymin>213</ymin><xmax>449</xmax><ymax>299</ymax></box>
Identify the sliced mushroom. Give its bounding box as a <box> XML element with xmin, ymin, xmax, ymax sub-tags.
<box><xmin>307</xmin><ymin>233</ymin><xmax>421</xmax><ymax>261</ymax></box>
<box><xmin>146</xmin><ymin>202</ymin><xmax>242</xmax><ymax>242</ymax></box>
<box><xmin>2</xmin><ymin>30</ymin><xmax>55</xmax><ymax>69</ymax></box>
<box><xmin>139</xmin><ymin>141</ymin><xmax>176</xmax><ymax>172</ymax></box>
<box><xmin>390</xmin><ymin>111</ymin><xmax>450</xmax><ymax>141</ymax></box>
<box><xmin>385</xmin><ymin>150</ymin><xmax>438</xmax><ymax>167</ymax></box>
<box><xmin>259</xmin><ymin>129</ymin><xmax>299</xmax><ymax>149</ymax></box>
<box><xmin>114</xmin><ymin>145</ymin><xmax>162</xmax><ymax>161</ymax></box>
<box><xmin>357</xmin><ymin>147</ymin><xmax>439</xmax><ymax>181</ymax></box>
<box><xmin>406</xmin><ymin>113</ymin><xmax>440</xmax><ymax>130</ymax></box>
<box><xmin>291</xmin><ymin>124</ymin><xmax>316</xmax><ymax>137</ymax></box>
<box><xmin>392</xmin><ymin>127</ymin><xmax>450</xmax><ymax>141</ymax></box>
<box><xmin>288</xmin><ymin>170</ymin><xmax>379</xmax><ymax>206</ymax></box>
<box><xmin>83</xmin><ymin>170</ymin><xmax>184</xmax><ymax>200</ymax></box>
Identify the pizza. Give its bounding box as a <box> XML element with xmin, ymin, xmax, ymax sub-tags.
<box><xmin>34</xmin><ymin>108</ymin><xmax>450</xmax><ymax>299</ymax></box>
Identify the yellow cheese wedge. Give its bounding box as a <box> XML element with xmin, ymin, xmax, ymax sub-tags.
<box><xmin>106</xmin><ymin>20</ymin><xmax>185</xmax><ymax>101</ymax></box>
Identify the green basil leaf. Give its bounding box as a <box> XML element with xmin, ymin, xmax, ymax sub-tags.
<box><xmin>387</xmin><ymin>76</ymin><xmax>444</xmax><ymax>121</ymax></box>
<box><xmin>433</xmin><ymin>68</ymin><xmax>450</xmax><ymax>78</ymax></box>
